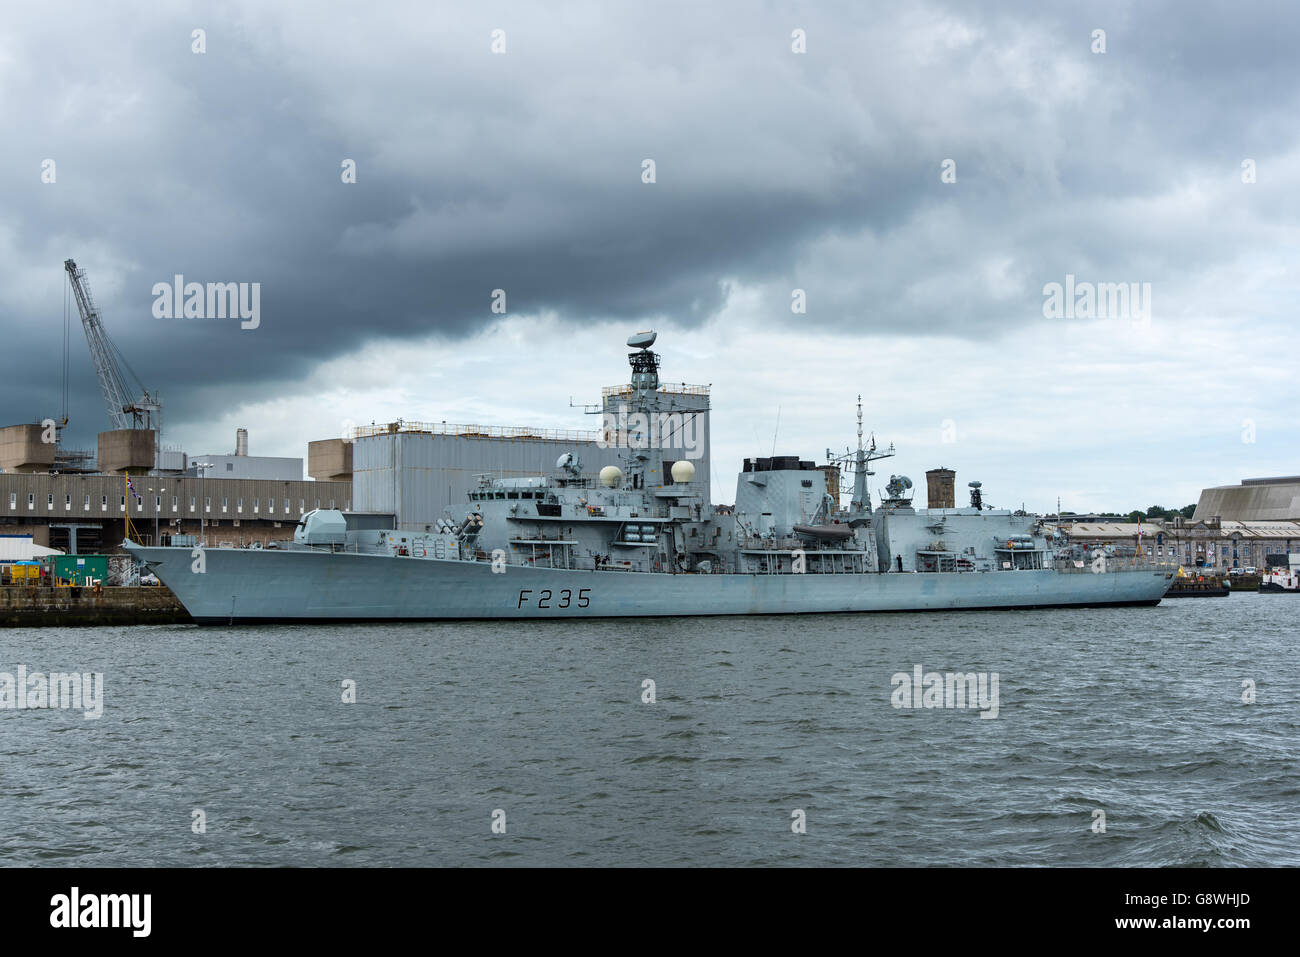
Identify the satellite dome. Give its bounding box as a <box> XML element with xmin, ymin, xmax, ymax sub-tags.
<box><xmin>599</xmin><ymin>465</ymin><xmax>623</xmax><ymax>488</ymax></box>
<box><xmin>670</xmin><ymin>460</ymin><xmax>695</xmax><ymax>483</ymax></box>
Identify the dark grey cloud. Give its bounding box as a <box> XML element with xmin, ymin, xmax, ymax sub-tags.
<box><xmin>3</xmin><ymin>0</ymin><xmax>1298</xmax><ymax>451</ymax></box>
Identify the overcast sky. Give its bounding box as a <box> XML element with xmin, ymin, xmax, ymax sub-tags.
<box><xmin>4</xmin><ymin>0</ymin><xmax>1297</xmax><ymax>512</ymax></box>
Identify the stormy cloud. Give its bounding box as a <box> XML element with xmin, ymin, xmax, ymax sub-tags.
<box><xmin>2</xmin><ymin>0</ymin><xmax>1296</xmax><ymax>508</ymax></box>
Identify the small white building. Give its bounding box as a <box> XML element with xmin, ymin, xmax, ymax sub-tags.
<box><xmin>0</xmin><ymin>533</ymin><xmax>63</xmax><ymax>562</ymax></box>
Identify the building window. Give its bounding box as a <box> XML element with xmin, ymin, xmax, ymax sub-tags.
<box><xmin>172</xmin><ymin>495</ymin><xmax>178</xmax><ymax>511</ymax></box>
<box><xmin>299</xmin><ymin>499</ymin><xmax>304</xmax><ymax>513</ymax></box>
<box><xmin>65</xmin><ymin>494</ymin><xmax>71</xmax><ymax>509</ymax></box>
<box><xmin>8</xmin><ymin>492</ymin><xmax>15</xmax><ymax>509</ymax></box>
<box><xmin>205</xmin><ymin>496</ymin><xmax>211</xmax><ymax>512</ymax></box>
<box><xmin>83</xmin><ymin>494</ymin><xmax>90</xmax><ymax>510</ymax></box>
<box><xmin>222</xmin><ymin>497</ymin><xmax>228</xmax><ymax>513</ymax></box>
<box><xmin>329</xmin><ymin>499</ymin><xmax>335</xmax><ymax>509</ymax></box>
<box><xmin>237</xmin><ymin>497</ymin><xmax>243</xmax><ymax>512</ymax></box>
<box><xmin>155</xmin><ymin>495</ymin><xmax>161</xmax><ymax>511</ymax></box>
<box><xmin>101</xmin><ymin>495</ymin><xmax>107</xmax><ymax>511</ymax></box>
<box><xmin>189</xmin><ymin>496</ymin><xmax>195</xmax><ymax>512</ymax></box>
<box><xmin>226</xmin><ymin>462</ymin><xmax>234</xmax><ymax>472</ymax></box>
<box><xmin>120</xmin><ymin>496</ymin><xmax>125</xmax><ymax>512</ymax></box>
<box><xmin>253</xmin><ymin>497</ymin><xmax>259</xmax><ymax>512</ymax></box>
<box><xmin>47</xmin><ymin>493</ymin><xmax>53</xmax><ymax>507</ymax></box>
<box><xmin>284</xmin><ymin>498</ymin><xmax>290</xmax><ymax>512</ymax></box>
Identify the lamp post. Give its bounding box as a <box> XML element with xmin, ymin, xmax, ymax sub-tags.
<box><xmin>194</xmin><ymin>462</ymin><xmax>213</xmax><ymax>546</ymax></box>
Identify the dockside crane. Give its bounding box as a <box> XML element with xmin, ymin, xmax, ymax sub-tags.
<box><xmin>63</xmin><ymin>258</ymin><xmax>162</xmax><ymax>434</ymax></box>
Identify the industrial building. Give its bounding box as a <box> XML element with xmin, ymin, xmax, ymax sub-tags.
<box><xmin>0</xmin><ymin>470</ymin><xmax>351</xmax><ymax>552</ymax></box>
<box><xmin>323</xmin><ymin>362</ymin><xmax>712</xmax><ymax>529</ymax></box>
<box><xmin>1193</xmin><ymin>476</ymin><xmax>1300</xmax><ymax>522</ymax></box>
<box><xmin>1055</xmin><ymin>517</ymin><xmax>1300</xmax><ymax>571</ymax></box>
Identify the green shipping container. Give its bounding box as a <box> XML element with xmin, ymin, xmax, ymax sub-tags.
<box><xmin>48</xmin><ymin>554</ymin><xmax>108</xmax><ymax>585</ymax></box>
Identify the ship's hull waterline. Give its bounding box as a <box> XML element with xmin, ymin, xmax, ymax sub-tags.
<box><xmin>126</xmin><ymin>543</ymin><xmax>1171</xmax><ymax>623</ymax></box>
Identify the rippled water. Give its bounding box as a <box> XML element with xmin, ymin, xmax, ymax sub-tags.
<box><xmin>1</xmin><ymin>592</ymin><xmax>1296</xmax><ymax>866</ymax></box>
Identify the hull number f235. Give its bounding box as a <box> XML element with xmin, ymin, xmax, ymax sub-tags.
<box><xmin>517</xmin><ymin>588</ymin><xmax>591</xmax><ymax>609</ymax></box>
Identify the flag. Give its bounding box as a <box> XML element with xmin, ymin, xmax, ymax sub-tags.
<box><xmin>126</xmin><ymin>476</ymin><xmax>137</xmax><ymax>495</ymax></box>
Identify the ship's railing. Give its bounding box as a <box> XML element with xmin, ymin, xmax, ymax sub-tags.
<box><xmin>602</xmin><ymin>383</ymin><xmax>710</xmax><ymax>399</ymax></box>
<box><xmin>350</xmin><ymin>420</ymin><xmax>601</xmax><ymax>443</ymax></box>
<box><xmin>1052</xmin><ymin>556</ymin><xmax>1178</xmax><ymax>574</ymax></box>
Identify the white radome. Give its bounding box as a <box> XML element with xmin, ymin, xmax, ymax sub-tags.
<box><xmin>670</xmin><ymin>460</ymin><xmax>696</xmax><ymax>483</ymax></box>
<box><xmin>600</xmin><ymin>465</ymin><xmax>623</xmax><ymax>487</ymax></box>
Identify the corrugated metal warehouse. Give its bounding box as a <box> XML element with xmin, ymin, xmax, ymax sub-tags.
<box><xmin>349</xmin><ymin>423</ymin><xmax>629</xmax><ymax>529</ymax></box>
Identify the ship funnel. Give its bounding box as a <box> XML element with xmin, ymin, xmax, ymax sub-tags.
<box><xmin>236</xmin><ymin>428</ymin><xmax>248</xmax><ymax>456</ymax></box>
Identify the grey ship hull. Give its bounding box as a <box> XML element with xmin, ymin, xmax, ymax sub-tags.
<box><xmin>127</xmin><ymin>543</ymin><xmax>1171</xmax><ymax>623</ymax></box>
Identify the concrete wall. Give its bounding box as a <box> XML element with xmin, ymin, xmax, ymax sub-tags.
<box><xmin>0</xmin><ymin>424</ymin><xmax>55</xmax><ymax>473</ymax></box>
<box><xmin>98</xmin><ymin>429</ymin><xmax>156</xmax><ymax>473</ymax></box>
<box><xmin>308</xmin><ymin>439</ymin><xmax>353</xmax><ymax>481</ymax></box>
<box><xmin>0</xmin><ymin>584</ymin><xmax>189</xmax><ymax>626</ymax></box>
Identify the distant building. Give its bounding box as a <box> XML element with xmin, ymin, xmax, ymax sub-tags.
<box><xmin>185</xmin><ymin>454</ymin><xmax>303</xmax><ymax>481</ymax></box>
<box><xmin>348</xmin><ymin>422</ymin><xmax>629</xmax><ymax>529</ymax></box>
<box><xmin>1055</xmin><ymin>517</ymin><xmax>1300</xmax><ymax>570</ymax></box>
<box><xmin>1194</xmin><ymin>476</ymin><xmax>1300</xmax><ymax>522</ymax></box>
<box><xmin>0</xmin><ymin>473</ymin><xmax>350</xmax><ymax>552</ymax></box>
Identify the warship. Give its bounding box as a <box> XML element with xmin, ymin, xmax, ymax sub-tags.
<box><xmin>126</xmin><ymin>332</ymin><xmax>1174</xmax><ymax>622</ymax></box>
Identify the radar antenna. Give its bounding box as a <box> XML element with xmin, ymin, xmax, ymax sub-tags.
<box><xmin>827</xmin><ymin>394</ymin><xmax>894</xmax><ymax>513</ymax></box>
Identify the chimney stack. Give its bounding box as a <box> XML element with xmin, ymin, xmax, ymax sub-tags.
<box><xmin>926</xmin><ymin>467</ymin><xmax>956</xmax><ymax>509</ymax></box>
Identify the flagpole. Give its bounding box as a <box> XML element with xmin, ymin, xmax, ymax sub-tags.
<box><xmin>124</xmin><ymin>471</ymin><xmax>139</xmax><ymax>543</ymax></box>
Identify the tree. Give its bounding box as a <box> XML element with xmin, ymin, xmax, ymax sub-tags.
<box><xmin>1180</xmin><ymin>504</ymin><xmax>1196</xmax><ymax>519</ymax></box>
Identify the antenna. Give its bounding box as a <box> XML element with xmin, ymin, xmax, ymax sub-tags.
<box><xmin>770</xmin><ymin>406</ymin><xmax>781</xmax><ymax>456</ymax></box>
<box><xmin>856</xmin><ymin>394</ymin><xmax>863</xmax><ymax>452</ymax></box>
